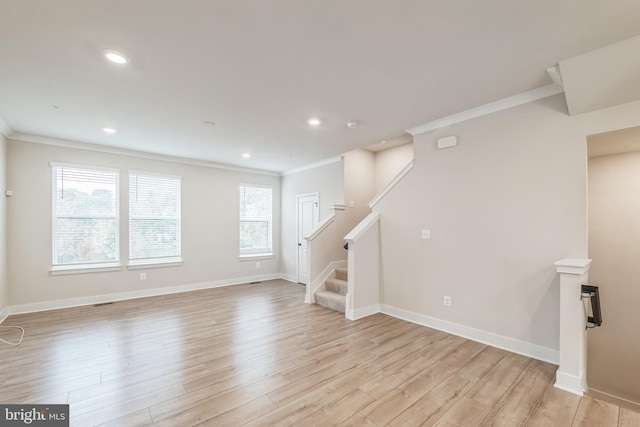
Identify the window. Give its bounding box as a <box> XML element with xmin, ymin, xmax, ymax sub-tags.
<box><xmin>52</xmin><ymin>163</ymin><xmax>119</xmax><ymax>270</ymax></box>
<box><xmin>239</xmin><ymin>184</ymin><xmax>272</xmax><ymax>257</ymax></box>
<box><xmin>129</xmin><ymin>172</ymin><xmax>182</xmax><ymax>265</ymax></box>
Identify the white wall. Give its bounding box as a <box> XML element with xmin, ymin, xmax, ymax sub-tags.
<box><xmin>372</xmin><ymin>93</ymin><xmax>640</xmax><ymax>360</ymax></box>
<box><xmin>376</xmin><ymin>94</ymin><xmax>587</xmax><ymax>354</ymax></box>
<box><xmin>280</xmin><ymin>158</ymin><xmax>345</xmax><ymax>281</ymax></box>
<box><xmin>343</xmin><ymin>149</ymin><xmax>376</xmax><ymax>220</ymax></box>
<box><xmin>374</xmin><ymin>143</ymin><xmax>413</xmax><ymax>193</ymax></box>
<box><xmin>6</xmin><ymin>139</ymin><xmax>281</xmax><ymax>307</ymax></box>
<box><xmin>0</xmin><ymin>133</ymin><xmax>7</xmax><ymax>317</ymax></box>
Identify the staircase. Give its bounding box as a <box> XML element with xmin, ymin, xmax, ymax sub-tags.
<box><xmin>315</xmin><ymin>267</ymin><xmax>348</xmax><ymax>313</ymax></box>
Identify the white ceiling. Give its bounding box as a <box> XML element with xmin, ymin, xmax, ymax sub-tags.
<box><xmin>1</xmin><ymin>1</ymin><xmax>639</xmax><ymax>173</ymax></box>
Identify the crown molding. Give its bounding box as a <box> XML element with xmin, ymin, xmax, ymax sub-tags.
<box><xmin>281</xmin><ymin>155</ymin><xmax>343</xmax><ymax>176</ymax></box>
<box><xmin>8</xmin><ymin>133</ymin><xmax>280</xmax><ymax>176</ymax></box>
<box><xmin>0</xmin><ymin>117</ymin><xmax>12</xmax><ymax>138</ymax></box>
<box><xmin>406</xmin><ymin>84</ymin><xmax>565</xmax><ymax>136</ymax></box>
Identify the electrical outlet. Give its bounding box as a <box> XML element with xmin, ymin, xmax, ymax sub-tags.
<box><xmin>256</xmin><ymin>262</ymin><xmax>261</xmax><ymax>268</ymax></box>
<box><xmin>443</xmin><ymin>296</ymin><xmax>452</xmax><ymax>307</ymax></box>
<box><xmin>422</xmin><ymin>229</ymin><xmax>431</xmax><ymax>239</ymax></box>
<box><xmin>140</xmin><ymin>272</ymin><xmax>147</xmax><ymax>281</ymax></box>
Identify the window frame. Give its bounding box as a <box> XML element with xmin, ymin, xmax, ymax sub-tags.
<box><xmin>239</xmin><ymin>183</ymin><xmax>273</xmax><ymax>259</ymax></box>
<box><xmin>50</xmin><ymin>162</ymin><xmax>121</xmax><ymax>273</ymax></box>
<box><xmin>128</xmin><ymin>170</ymin><xmax>182</xmax><ymax>268</ymax></box>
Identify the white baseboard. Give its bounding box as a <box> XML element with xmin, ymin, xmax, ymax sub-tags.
<box><xmin>555</xmin><ymin>370</ymin><xmax>585</xmax><ymax>396</ymax></box>
<box><xmin>307</xmin><ymin>260</ymin><xmax>347</xmax><ymax>304</ymax></box>
<box><xmin>380</xmin><ymin>304</ymin><xmax>559</xmax><ymax>365</ymax></box>
<box><xmin>0</xmin><ymin>306</ymin><xmax>8</xmax><ymax>324</ymax></box>
<box><xmin>8</xmin><ymin>273</ymin><xmax>282</xmax><ymax>316</ymax></box>
<box><xmin>347</xmin><ymin>304</ymin><xmax>381</xmax><ymax>320</ymax></box>
<box><xmin>279</xmin><ymin>273</ymin><xmax>298</xmax><ymax>283</ymax></box>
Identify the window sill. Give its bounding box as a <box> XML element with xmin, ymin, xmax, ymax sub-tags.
<box><xmin>51</xmin><ymin>264</ymin><xmax>122</xmax><ymax>276</ymax></box>
<box><xmin>127</xmin><ymin>260</ymin><xmax>183</xmax><ymax>270</ymax></box>
<box><xmin>238</xmin><ymin>254</ymin><xmax>274</xmax><ymax>261</ymax></box>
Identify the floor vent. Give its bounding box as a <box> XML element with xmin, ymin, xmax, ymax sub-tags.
<box><xmin>94</xmin><ymin>302</ymin><xmax>114</xmax><ymax>307</ymax></box>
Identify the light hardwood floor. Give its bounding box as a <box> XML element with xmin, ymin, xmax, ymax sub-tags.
<box><xmin>0</xmin><ymin>279</ymin><xmax>638</xmax><ymax>426</ymax></box>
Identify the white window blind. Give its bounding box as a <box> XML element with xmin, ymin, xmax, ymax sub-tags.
<box><xmin>129</xmin><ymin>172</ymin><xmax>182</xmax><ymax>264</ymax></box>
<box><xmin>52</xmin><ymin>164</ymin><xmax>119</xmax><ymax>268</ymax></box>
<box><xmin>239</xmin><ymin>184</ymin><xmax>272</xmax><ymax>256</ymax></box>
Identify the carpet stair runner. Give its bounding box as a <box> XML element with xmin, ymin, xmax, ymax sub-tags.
<box><xmin>315</xmin><ymin>267</ymin><xmax>348</xmax><ymax>313</ymax></box>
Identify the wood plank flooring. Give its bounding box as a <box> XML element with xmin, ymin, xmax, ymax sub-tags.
<box><xmin>0</xmin><ymin>279</ymin><xmax>638</xmax><ymax>426</ymax></box>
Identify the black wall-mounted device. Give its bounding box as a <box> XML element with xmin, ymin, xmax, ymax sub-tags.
<box><xmin>581</xmin><ymin>284</ymin><xmax>602</xmax><ymax>328</ymax></box>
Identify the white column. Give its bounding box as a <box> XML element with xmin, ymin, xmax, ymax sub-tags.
<box><xmin>554</xmin><ymin>258</ymin><xmax>591</xmax><ymax>396</ymax></box>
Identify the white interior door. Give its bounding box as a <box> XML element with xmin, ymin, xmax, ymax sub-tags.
<box><xmin>297</xmin><ymin>193</ymin><xmax>319</xmax><ymax>285</ymax></box>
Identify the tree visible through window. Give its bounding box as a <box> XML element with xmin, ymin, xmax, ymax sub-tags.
<box><xmin>239</xmin><ymin>184</ymin><xmax>272</xmax><ymax>256</ymax></box>
<box><xmin>52</xmin><ymin>164</ymin><xmax>119</xmax><ymax>268</ymax></box>
<box><xmin>129</xmin><ymin>172</ymin><xmax>181</xmax><ymax>264</ymax></box>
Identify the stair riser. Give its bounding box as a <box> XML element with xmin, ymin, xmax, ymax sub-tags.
<box><xmin>326</xmin><ymin>279</ymin><xmax>348</xmax><ymax>296</ymax></box>
<box><xmin>335</xmin><ymin>268</ymin><xmax>348</xmax><ymax>281</ymax></box>
<box><xmin>315</xmin><ymin>292</ymin><xmax>346</xmax><ymax>313</ymax></box>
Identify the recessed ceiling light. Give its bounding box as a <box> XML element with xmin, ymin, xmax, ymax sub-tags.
<box><xmin>102</xmin><ymin>127</ymin><xmax>117</xmax><ymax>134</ymax></box>
<box><xmin>103</xmin><ymin>49</ymin><xmax>128</xmax><ymax>64</ymax></box>
<box><xmin>242</xmin><ymin>153</ymin><xmax>251</xmax><ymax>158</ymax></box>
<box><xmin>307</xmin><ymin>118</ymin><xmax>321</xmax><ymax>126</ymax></box>
<box><xmin>346</xmin><ymin>121</ymin><xmax>359</xmax><ymax>129</ymax></box>
<box><xmin>381</xmin><ymin>140</ymin><xmax>387</xmax><ymax>144</ymax></box>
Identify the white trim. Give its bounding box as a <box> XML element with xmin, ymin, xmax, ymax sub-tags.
<box><xmin>380</xmin><ymin>304</ymin><xmax>559</xmax><ymax>365</ymax></box>
<box><xmin>238</xmin><ymin>254</ymin><xmax>274</xmax><ymax>261</ymax></box>
<box><xmin>554</xmin><ymin>258</ymin><xmax>592</xmax><ymax>275</ymax></box>
<box><xmin>368</xmin><ymin>161</ymin><xmax>414</xmax><ymax>209</ymax></box>
<box><xmin>305</xmin><ymin>213</ymin><xmax>336</xmax><ymax>241</ymax></box>
<box><xmin>347</xmin><ymin>304</ymin><xmax>381</xmax><ymax>321</ymax></box>
<box><xmin>406</xmin><ymin>84</ymin><xmax>565</xmax><ymax>136</ymax></box>
<box><xmin>0</xmin><ymin>117</ymin><xmax>12</xmax><ymax>137</ymax></box>
<box><xmin>306</xmin><ymin>260</ymin><xmax>348</xmax><ymax>304</ymax></box>
<box><xmin>51</xmin><ymin>265</ymin><xmax>123</xmax><ymax>275</ymax></box>
<box><xmin>555</xmin><ymin>370</ymin><xmax>585</xmax><ymax>396</ymax></box>
<box><xmin>280</xmin><ymin>273</ymin><xmax>298</xmax><ymax>283</ymax></box>
<box><xmin>127</xmin><ymin>261</ymin><xmax>183</xmax><ymax>270</ymax></box>
<box><xmin>49</xmin><ymin>161</ymin><xmax>120</xmax><ymax>173</ymax></box>
<box><xmin>329</xmin><ymin>204</ymin><xmax>346</xmax><ymax>211</ymax></box>
<box><xmin>0</xmin><ymin>307</ymin><xmax>9</xmax><ymax>324</ymax></box>
<box><xmin>11</xmin><ymin>133</ymin><xmax>279</xmax><ymax>176</ymax></box>
<box><xmin>8</xmin><ymin>273</ymin><xmax>282</xmax><ymax>316</ymax></box>
<box><xmin>281</xmin><ymin>156</ymin><xmax>342</xmax><ymax>176</ymax></box>
<box><xmin>129</xmin><ymin>169</ymin><xmax>182</xmax><ymax>180</ymax></box>
<box><xmin>344</xmin><ymin>212</ymin><xmax>380</xmax><ymax>243</ymax></box>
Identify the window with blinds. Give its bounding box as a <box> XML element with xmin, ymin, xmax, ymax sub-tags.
<box><xmin>129</xmin><ymin>172</ymin><xmax>182</xmax><ymax>265</ymax></box>
<box><xmin>239</xmin><ymin>184</ymin><xmax>273</xmax><ymax>256</ymax></box>
<box><xmin>52</xmin><ymin>164</ymin><xmax>119</xmax><ymax>269</ymax></box>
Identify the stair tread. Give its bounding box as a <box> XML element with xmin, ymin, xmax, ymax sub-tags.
<box><xmin>335</xmin><ymin>267</ymin><xmax>348</xmax><ymax>281</ymax></box>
